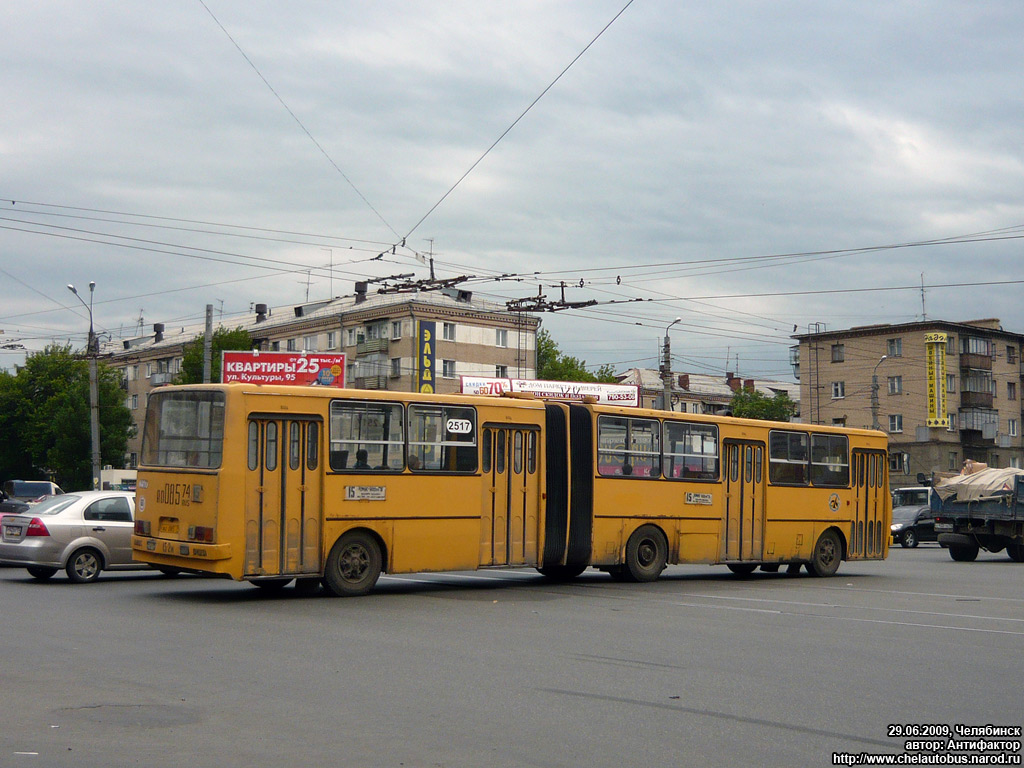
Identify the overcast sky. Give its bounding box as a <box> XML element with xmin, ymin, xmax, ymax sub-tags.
<box><xmin>3</xmin><ymin>1</ymin><xmax>1023</xmax><ymax>380</ymax></box>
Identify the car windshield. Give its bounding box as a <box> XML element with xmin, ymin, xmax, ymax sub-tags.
<box><xmin>28</xmin><ymin>495</ymin><xmax>81</xmax><ymax>516</ymax></box>
<box><xmin>8</xmin><ymin>481</ymin><xmax>54</xmax><ymax>498</ymax></box>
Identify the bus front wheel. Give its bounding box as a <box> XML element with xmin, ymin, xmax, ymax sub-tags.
<box><xmin>324</xmin><ymin>531</ymin><xmax>382</xmax><ymax>597</ymax></box>
<box><xmin>622</xmin><ymin>525</ymin><xmax>668</xmax><ymax>582</ymax></box>
<box><xmin>806</xmin><ymin>530</ymin><xmax>842</xmax><ymax>577</ymax></box>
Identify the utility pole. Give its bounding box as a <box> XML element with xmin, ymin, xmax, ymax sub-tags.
<box><xmin>871</xmin><ymin>355</ymin><xmax>888</xmax><ymax>430</ymax></box>
<box><xmin>662</xmin><ymin>317</ymin><xmax>681</xmax><ymax>411</ymax></box>
<box><xmin>68</xmin><ymin>282</ymin><xmax>101</xmax><ymax>490</ymax></box>
<box><xmin>203</xmin><ymin>304</ymin><xmax>213</xmax><ymax>383</ymax></box>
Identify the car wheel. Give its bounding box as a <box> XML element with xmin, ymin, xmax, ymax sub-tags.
<box><xmin>948</xmin><ymin>543</ymin><xmax>979</xmax><ymax>562</ymax></box>
<box><xmin>903</xmin><ymin>529</ymin><xmax>918</xmax><ymax>548</ymax></box>
<box><xmin>621</xmin><ymin>525</ymin><xmax>668</xmax><ymax>582</ymax></box>
<box><xmin>806</xmin><ymin>529</ymin><xmax>843</xmax><ymax>577</ymax></box>
<box><xmin>27</xmin><ymin>566</ymin><xmax>58</xmax><ymax>580</ymax></box>
<box><xmin>66</xmin><ymin>548</ymin><xmax>103</xmax><ymax>583</ymax></box>
<box><xmin>323</xmin><ymin>531</ymin><xmax>383</xmax><ymax>597</ymax></box>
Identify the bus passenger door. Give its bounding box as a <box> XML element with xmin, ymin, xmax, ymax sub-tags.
<box><xmin>851</xmin><ymin>450</ymin><xmax>886</xmax><ymax>558</ymax></box>
<box><xmin>722</xmin><ymin>440</ymin><xmax>766</xmax><ymax>562</ymax></box>
<box><xmin>481</xmin><ymin>426</ymin><xmax>540</xmax><ymax>567</ymax></box>
<box><xmin>244</xmin><ymin>416</ymin><xmax>323</xmax><ymax>577</ymax></box>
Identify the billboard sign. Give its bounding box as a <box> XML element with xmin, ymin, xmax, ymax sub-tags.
<box><xmin>460</xmin><ymin>376</ymin><xmax>639</xmax><ymax>406</ymax></box>
<box><xmin>417</xmin><ymin>321</ymin><xmax>436</xmax><ymax>393</ymax></box>
<box><xmin>924</xmin><ymin>333</ymin><xmax>949</xmax><ymax>428</ymax></box>
<box><xmin>221</xmin><ymin>351</ymin><xmax>347</xmax><ymax>387</ymax></box>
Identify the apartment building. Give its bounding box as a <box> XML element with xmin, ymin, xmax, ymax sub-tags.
<box><xmin>104</xmin><ymin>285</ymin><xmax>539</xmax><ymax>466</ymax></box>
<box><xmin>792</xmin><ymin>319</ymin><xmax>1024</xmax><ymax>488</ymax></box>
<box><xmin>617</xmin><ymin>368</ymin><xmax>800</xmax><ymax>417</ymax></box>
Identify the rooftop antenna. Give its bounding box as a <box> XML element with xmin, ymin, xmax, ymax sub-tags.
<box><xmin>135</xmin><ymin>309</ymin><xmax>145</xmax><ymax>335</ymax></box>
<box><xmin>920</xmin><ymin>273</ymin><xmax>927</xmax><ymax>321</ymax></box>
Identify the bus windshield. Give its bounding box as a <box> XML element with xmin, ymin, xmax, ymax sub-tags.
<box><xmin>142</xmin><ymin>390</ymin><xmax>226</xmax><ymax>469</ymax></box>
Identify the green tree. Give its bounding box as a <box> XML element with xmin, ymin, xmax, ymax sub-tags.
<box><xmin>0</xmin><ymin>344</ymin><xmax>134</xmax><ymax>489</ymax></box>
<box><xmin>175</xmin><ymin>326</ymin><xmax>253</xmax><ymax>384</ymax></box>
<box><xmin>729</xmin><ymin>388</ymin><xmax>797</xmax><ymax>421</ymax></box>
<box><xmin>536</xmin><ymin>329</ymin><xmax>617</xmax><ymax>383</ymax></box>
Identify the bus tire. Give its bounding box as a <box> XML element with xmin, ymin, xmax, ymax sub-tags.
<box><xmin>727</xmin><ymin>563</ymin><xmax>757</xmax><ymax>577</ymax></box>
<box><xmin>1007</xmin><ymin>542</ymin><xmax>1024</xmax><ymax>562</ymax></box>
<box><xmin>250</xmin><ymin>578</ymin><xmax>292</xmax><ymax>591</ymax></box>
<box><xmin>323</xmin><ymin>531</ymin><xmax>383</xmax><ymax>597</ymax></box>
<box><xmin>537</xmin><ymin>563</ymin><xmax>587</xmax><ymax>581</ymax></box>
<box><xmin>785</xmin><ymin>563</ymin><xmax>802</xmax><ymax>575</ymax></box>
<box><xmin>294</xmin><ymin>577</ymin><xmax>322</xmax><ymax>594</ymax></box>
<box><xmin>622</xmin><ymin>525</ymin><xmax>668</xmax><ymax>583</ymax></box>
<box><xmin>948</xmin><ymin>542</ymin><xmax>979</xmax><ymax>562</ymax></box>
<box><xmin>806</xmin><ymin>529</ymin><xmax>842</xmax><ymax>577</ymax></box>
<box><xmin>760</xmin><ymin>564</ymin><xmax>780</xmax><ymax>573</ymax></box>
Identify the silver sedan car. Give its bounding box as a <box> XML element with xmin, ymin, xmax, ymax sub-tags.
<box><xmin>0</xmin><ymin>491</ymin><xmax>172</xmax><ymax>583</ymax></box>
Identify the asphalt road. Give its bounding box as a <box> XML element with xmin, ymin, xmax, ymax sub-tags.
<box><xmin>2</xmin><ymin>545</ymin><xmax>1022</xmax><ymax>768</ymax></box>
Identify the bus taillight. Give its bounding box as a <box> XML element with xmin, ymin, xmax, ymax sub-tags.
<box><xmin>189</xmin><ymin>526</ymin><xmax>214</xmax><ymax>543</ymax></box>
<box><xmin>135</xmin><ymin>519</ymin><xmax>151</xmax><ymax>536</ymax></box>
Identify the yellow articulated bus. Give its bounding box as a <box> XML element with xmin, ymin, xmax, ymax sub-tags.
<box><xmin>132</xmin><ymin>384</ymin><xmax>890</xmax><ymax>596</ymax></box>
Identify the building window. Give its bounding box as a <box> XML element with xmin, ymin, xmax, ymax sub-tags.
<box><xmin>887</xmin><ymin>376</ymin><xmax>902</xmax><ymax>395</ymax></box>
<box><xmin>946</xmin><ymin>336</ymin><xmax>956</xmax><ymax>356</ymax></box>
<box><xmin>1010</xmin><ymin>419</ymin><xmax>1019</xmax><ymax>438</ymax></box>
<box><xmin>146</xmin><ymin>363</ymin><xmax>153</xmax><ymax>377</ymax></box>
<box><xmin>346</xmin><ymin>329</ymin><xmax>358</xmax><ymax>346</ymax></box>
<box><xmin>442</xmin><ymin>323</ymin><xmax>456</xmax><ymax>341</ymax></box>
<box><xmin>391</xmin><ymin>321</ymin><xmax>403</xmax><ymax>339</ymax></box>
<box><xmin>948</xmin><ymin>451</ymin><xmax>959</xmax><ymax>471</ymax></box>
<box><xmin>830</xmin><ymin>343</ymin><xmax>844</xmax><ymax>363</ymax></box>
<box><xmin>961</xmin><ymin>337</ymin><xmax>992</xmax><ymax>356</ymax></box>
<box><xmin>496</xmin><ymin>328</ymin><xmax>509</xmax><ymax>348</ymax></box>
<box><xmin>1012</xmin><ymin>457</ymin><xmax>1022</xmax><ymax>469</ymax></box>
<box><xmin>831</xmin><ymin>417</ymin><xmax>846</xmax><ymax>427</ymax></box>
<box><xmin>1009</xmin><ymin>382</ymin><xmax>1017</xmax><ymax>401</ymax></box>
<box><xmin>991</xmin><ymin>453</ymin><xmax>1000</xmax><ymax>468</ymax></box>
<box><xmin>831</xmin><ymin>381</ymin><xmax>845</xmax><ymax>399</ymax></box>
<box><xmin>128</xmin><ymin>365</ymin><xmax>137</xmax><ymax>381</ymax></box>
<box><xmin>303</xmin><ymin>335</ymin><xmax>317</xmax><ymax>352</ymax></box>
<box><xmin>1008</xmin><ymin>345</ymin><xmax>1018</xmax><ymax>364</ymax></box>
<box><xmin>286</xmin><ymin>338</ymin><xmax>297</xmax><ymax>351</ymax></box>
<box><xmin>131</xmin><ymin>394</ymin><xmax>139</xmax><ymax>410</ymax></box>
<box><xmin>390</xmin><ymin>358</ymin><xmax>401</xmax><ymax>378</ymax></box>
<box><xmin>887</xmin><ymin>338</ymin><xmax>903</xmax><ymax>357</ymax></box>
<box><xmin>495</xmin><ymin>364</ymin><xmax>508</xmax><ymax>378</ymax></box>
<box><xmin>889</xmin><ymin>453</ymin><xmax>908</xmax><ymax>474</ymax></box>
<box><xmin>270</xmin><ymin>341</ymin><xmax>280</xmax><ymax>351</ymax></box>
<box><xmin>442</xmin><ymin>359</ymin><xmax>456</xmax><ymax>378</ymax></box>
<box><xmin>888</xmin><ymin>414</ymin><xmax>903</xmax><ymax>433</ymax></box>
<box><xmin>327</xmin><ymin>331</ymin><xmax>337</xmax><ymax>350</ymax></box>
<box><xmin>947</xmin><ymin>413</ymin><xmax>957</xmax><ymax>433</ymax></box>
<box><xmin>946</xmin><ymin>374</ymin><xmax>956</xmax><ymax>393</ymax></box>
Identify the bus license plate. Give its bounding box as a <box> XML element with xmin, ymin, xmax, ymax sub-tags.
<box><xmin>159</xmin><ymin>519</ymin><xmax>179</xmax><ymax>535</ymax></box>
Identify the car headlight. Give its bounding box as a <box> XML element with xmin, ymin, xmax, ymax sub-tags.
<box><xmin>890</xmin><ymin>523</ymin><xmax>904</xmax><ymax>531</ymax></box>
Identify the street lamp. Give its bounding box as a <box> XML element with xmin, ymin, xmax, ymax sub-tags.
<box><xmin>68</xmin><ymin>282</ymin><xmax>101</xmax><ymax>490</ymax></box>
<box><xmin>871</xmin><ymin>354</ymin><xmax>888</xmax><ymax>431</ymax></box>
<box><xmin>662</xmin><ymin>317</ymin><xmax>682</xmax><ymax>411</ymax></box>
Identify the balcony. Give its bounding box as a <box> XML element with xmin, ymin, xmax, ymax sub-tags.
<box><xmin>356</xmin><ymin>338</ymin><xmax>388</xmax><ymax>355</ymax></box>
<box><xmin>149</xmin><ymin>372</ymin><xmax>174</xmax><ymax>386</ymax></box>
<box><xmin>960</xmin><ymin>390</ymin><xmax>994</xmax><ymax>409</ymax></box>
<box><xmin>354</xmin><ymin>375</ymin><xmax>387</xmax><ymax>390</ymax></box>
<box><xmin>960</xmin><ymin>353</ymin><xmax>992</xmax><ymax>371</ymax></box>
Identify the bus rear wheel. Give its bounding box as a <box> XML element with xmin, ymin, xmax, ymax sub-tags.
<box><xmin>806</xmin><ymin>530</ymin><xmax>842</xmax><ymax>577</ymax></box>
<box><xmin>622</xmin><ymin>525</ymin><xmax>668</xmax><ymax>583</ymax></box>
<box><xmin>727</xmin><ymin>563</ymin><xmax>758</xmax><ymax>577</ymax></box>
<box><xmin>1007</xmin><ymin>543</ymin><xmax>1024</xmax><ymax>562</ymax></box>
<box><xmin>537</xmin><ymin>563</ymin><xmax>587</xmax><ymax>581</ymax></box>
<box><xmin>324</xmin><ymin>531</ymin><xmax>382</xmax><ymax>597</ymax></box>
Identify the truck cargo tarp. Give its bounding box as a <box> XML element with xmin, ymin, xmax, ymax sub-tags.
<box><xmin>934</xmin><ymin>467</ymin><xmax>1024</xmax><ymax>502</ymax></box>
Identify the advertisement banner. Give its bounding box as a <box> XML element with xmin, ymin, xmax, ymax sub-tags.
<box><xmin>417</xmin><ymin>321</ymin><xmax>436</xmax><ymax>393</ymax></box>
<box><xmin>221</xmin><ymin>351</ymin><xmax>347</xmax><ymax>387</ymax></box>
<box><xmin>460</xmin><ymin>376</ymin><xmax>639</xmax><ymax>406</ymax></box>
<box><xmin>924</xmin><ymin>333</ymin><xmax>949</xmax><ymax>427</ymax></box>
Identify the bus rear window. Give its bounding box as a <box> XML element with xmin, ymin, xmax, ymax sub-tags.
<box><xmin>141</xmin><ymin>390</ymin><xmax>225</xmax><ymax>469</ymax></box>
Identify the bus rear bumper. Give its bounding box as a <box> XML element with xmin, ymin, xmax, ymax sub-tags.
<box><xmin>132</xmin><ymin>536</ymin><xmax>232</xmax><ymax>562</ymax></box>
